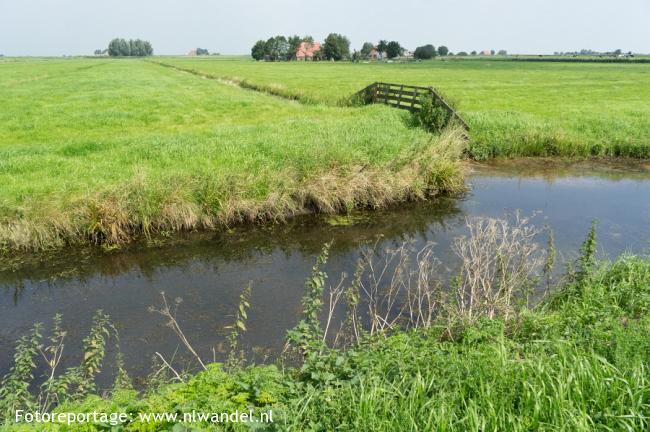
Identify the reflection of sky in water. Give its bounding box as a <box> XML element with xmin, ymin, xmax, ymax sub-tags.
<box><xmin>1</xmin><ymin>168</ymin><xmax>650</xmax><ymax>383</ymax></box>
<box><xmin>465</xmin><ymin>176</ymin><xmax>650</xmax><ymax>258</ymax></box>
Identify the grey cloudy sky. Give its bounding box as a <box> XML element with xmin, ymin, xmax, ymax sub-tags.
<box><xmin>1</xmin><ymin>0</ymin><xmax>648</xmax><ymax>56</ymax></box>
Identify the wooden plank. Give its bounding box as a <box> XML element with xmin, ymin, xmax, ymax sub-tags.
<box><xmin>376</xmin><ymin>82</ymin><xmax>431</xmax><ymax>92</ymax></box>
<box><xmin>377</xmin><ymin>88</ymin><xmax>420</xmax><ymax>97</ymax></box>
<box><xmin>378</xmin><ymin>94</ymin><xmax>418</xmax><ymax>104</ymax></box>
<box><xmin>385</xmin><ymin>98</ymin><xmax>422</xmax><ymax>106</ymax></box>
<box><xmin>376</xmin><ymin>91</ymin><xmax>417</xmax><ymax>100</ymax></box>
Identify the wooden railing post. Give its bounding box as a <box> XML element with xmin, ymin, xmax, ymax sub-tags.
<box><xmin>411</xmin><ymin>88</ymin><xmax>418</xmax><ymax>111</ymax></box>
<box><xmin>398</xmin><ymin>84</ymin><xmax>404</xmax><ymax>108</ymax></box>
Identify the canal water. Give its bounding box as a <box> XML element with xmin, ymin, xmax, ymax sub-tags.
<box><xmin>1</xmin><ymin>161</ymin><xmax>649</xmax><ymax>385</ymax></box>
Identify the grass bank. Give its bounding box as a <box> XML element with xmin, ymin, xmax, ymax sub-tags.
<box><xmin>161</xmin><ymin>57</ymin><xmax>650</xmax><ymax>159</ymax></box>
<box><xmin>0</xmin><ymin>59</ymin><xmax>465</xmax><ymax>251</ymax></box>
<box><xmin>1</xmin><ymin>224</ymin><xmax>649</xmax><ymax>431</ymax></box>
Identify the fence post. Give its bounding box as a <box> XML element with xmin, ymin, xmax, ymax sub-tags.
<box><xmin>398</xmin><ymin>84</ymin><xmax>404</xmax><ymax>108</ymax></box>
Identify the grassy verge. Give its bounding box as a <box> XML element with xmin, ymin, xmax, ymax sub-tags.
<box><xmin>160</xmin><ymin>57</ymin><xmax>650</xmax><ymax>159</ymax></box>
<box><xmin>0</xmin><ymin>59</ymin><xmax>465</xmax><ymax>251</ymax></box>
<box><xmin>1</xmin><ymin>225</ymin><xmax>648</xmax><ymax>431</ymax></box>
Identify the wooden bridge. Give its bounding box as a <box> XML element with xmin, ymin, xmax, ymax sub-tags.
<box><xmin>354</xmin><ymin>82</ymin><xmax>469</xmax><ymax>130</ymax></box>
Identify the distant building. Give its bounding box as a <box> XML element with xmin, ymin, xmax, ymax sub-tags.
<box><xmin>481</xmin><ymin>49</ymin><xmax>492</xmax><ymax>56</ymax></box>
<box><xmin>187</xmin><ymin>49</ymin><xmax>198</xmax><ymax>56</ymax></box>
<box><xmin>296</xmin><ymin>41</ymin><xmax>321</xmax><ymax>60</ymax></box>
<box><xmin>401</xmin><ymin>50</ymin><xmax>415</xmax><ymax>60</ymax></box>
<box><xmin>369</xmin><ymin>48</ymin><xmax>387</xmax><ymax>60</ymax></box>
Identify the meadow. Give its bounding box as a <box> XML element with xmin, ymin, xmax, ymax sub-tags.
<box><xmin>2</xmin><ymin>56</ymin><xmax>650</xmax><ymax>251</ymax></box>
<box><xmin>161</xmin><ymin>57</ymin><xmax>650</xmax><ymax>159</ymax></box>
<box><xmin>0</xmin><ymin>58</ymin><xmax>464</xmax><ymax>251</ymax></box>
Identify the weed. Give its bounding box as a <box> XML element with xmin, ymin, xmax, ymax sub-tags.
<box><xmin>225</xmin><ymin>283</ymin><xmax>253</xmax><ymax>371</ymax></box>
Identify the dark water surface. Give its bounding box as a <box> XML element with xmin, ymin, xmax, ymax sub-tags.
<box><xmin>1</xmin><ymin>161</ymin><xmax>649</xmax><ymax>385</ymax></box>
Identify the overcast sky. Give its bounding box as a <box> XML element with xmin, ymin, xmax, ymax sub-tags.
<box><xmin>1</xmin><ymin>0</ymin><xmax>648</xmax><ymax>56</ymax></box>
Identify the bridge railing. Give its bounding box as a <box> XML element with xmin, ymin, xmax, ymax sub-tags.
<box><xmin>353</xmin><ymin>82</ymin><xmax>469</xmax><ymax>130</ymax></box>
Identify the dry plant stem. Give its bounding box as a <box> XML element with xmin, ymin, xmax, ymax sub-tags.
<box><xmin>322</xmin><ymin>275</ymin><xmax>346</xmax><ymax>346</ymax></box>
<box><xmin>452</xmin><ymin>213</ymin><xmax>543</xmax><ymax>322</ymax></box>
<box><xmin>39</xmin><ymin>338</ymin><xmax>65</xmax><ymax>382</ymax></box>
<box><xmin>150</xmin><ymin>292</ymin><xmax>207</xmax><ymax>370</ymax></box>
<box><xmin>154</xmin><ymin>352</ymin><xmax>184</xmax><ymax>383</ymax></box>
<box><xmin>359</xmin><ymin>242</ymin><xmax>409</xmax><ymax>336</ymax></box>
<box><xmin>407</xmin><ymin>245</ymin><xmax>441</xmax><ymax>330</ymax></box>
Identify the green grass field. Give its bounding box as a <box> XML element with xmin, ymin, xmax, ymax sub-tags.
<box><xmin>0</xmin><ymin>58</ymin><xmax>463</xmax><ymax>250</ymax></box>
<box><xmin>161</xmin><ymin>57</ymin><xmax>650</xmax><ymax>159</ymax></box>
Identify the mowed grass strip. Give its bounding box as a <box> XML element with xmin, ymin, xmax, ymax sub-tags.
<box><xmin>0</xmin><ymin>59</ymin><xmax>464</xmax><ymax>250</ymax></box>
<box><xmin>162</xmin><ymin>57</ymin><xmax>650</xmax><ymax>159</ymax></box>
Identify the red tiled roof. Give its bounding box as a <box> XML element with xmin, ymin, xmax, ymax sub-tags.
<box><xmin>296</xmin><ymin>41</ymin><xmax>321</xmax><ymax>59</ymax></box>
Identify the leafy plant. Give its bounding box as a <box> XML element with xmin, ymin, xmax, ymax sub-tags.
<box><xmin>0</xmin><ymin>324</ymin><xmax>41</xmax><ymax>420</ymax></box>
<box><xmin>413</xmin><ymin>93</ymin><xmax>455</xmax><ymax>133</ymax></box>
<box><xmin>225</xmin><ymin>283</ymin><xmax>253</xmax><ymax>371</ymax></box>
<box><xmin>286</xmin><ymin>243</ymin><xmax>331</xmax><ymax>357</ymax></box>
<box><xmin>576</xmin><ymin>220</ymin><xmax>598</xmax><ymax>282</ymax></box>
<box><xmin>0</xmin><ymin>311</ymin><xmax>116</xmax><ymax>422</ymax></box>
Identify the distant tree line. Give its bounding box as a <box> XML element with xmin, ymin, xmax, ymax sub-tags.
<box><xmin>107</xmin><ymin>38</ymin><xmax>153</xmax><ymax>57</ymax></box>
<box><xmin>554</xmin><ymin>49</ymin><xmax>632</xmax><ymax>57</ymax></box>
<box><xmin>250</xmin><ymin>34</ymin><xmax>516</xmax><ymax>62</ymax></box>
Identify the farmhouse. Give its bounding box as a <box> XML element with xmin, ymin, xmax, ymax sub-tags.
<box><xmin>187</xmin><ymin>49</ymin><xmax>198</xmax><ymax>56</ymax></box>
<box><xmin>296</xmin><ymin>41</ymin><xmax>321</xmax><ymax>60</ymax></box>
<box><xmin>369</xmin><ymin>48</ymin><xmax>388</xmax><ymax>60</ymax></box>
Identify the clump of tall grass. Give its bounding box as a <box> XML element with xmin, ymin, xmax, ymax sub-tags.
<box><xmin>0</xmin><ymin>127</ymin><xmax>466</xmax><ymax>252</ymax></box>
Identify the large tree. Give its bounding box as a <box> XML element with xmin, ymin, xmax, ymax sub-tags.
<box><xmin>265</xmin><ymin>36</ymin><xmax>290</xmax><ymax>61</ymax></box>
<box><xmin>377</xmin><ymin>40</ymin><xmax>388</xmax><ymax>53</ymax></box>
<box><xmin>287</xmin><ymin>35</ymin><xmax>302</xmax><ymax>60</ymax></box>
<box><xmin>386</xmin><ymin>41</ymin><xmax>403</xmax><ymax>59</ymax></box>
<box><xmin>107</xmin><ymin>38</ymin><xmax>152</xmax><ymax>56</ymax></box>
<box><xmin>251</xmin><ymin>40</ymin><xmax>266</xmax><ymax>60</ymax></box>
<box><xmin>414</xmin><ymin>44</ymin><xmax>436</xmax><ymax>60</ymax></box>
<box><xmin>437</xmin><ymin>45</ymin><xmax>449</xmax><ymax>56</ymax></box>
<box><xmin>323</xmin><ymin>33</ymin><xmax>350</xmax><ymax>61</ymax></box>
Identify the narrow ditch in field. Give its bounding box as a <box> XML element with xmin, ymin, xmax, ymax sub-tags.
<box><xmin>147</xmin><ymin>59</ymin><xmax>313</xmax><ymax>104</ymax></box>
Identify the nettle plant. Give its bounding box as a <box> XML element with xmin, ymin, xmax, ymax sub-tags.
<box><xmin>0</xmin><ymin>311</ymin><xmax>123</xmax><ymax>422</ymax></box>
